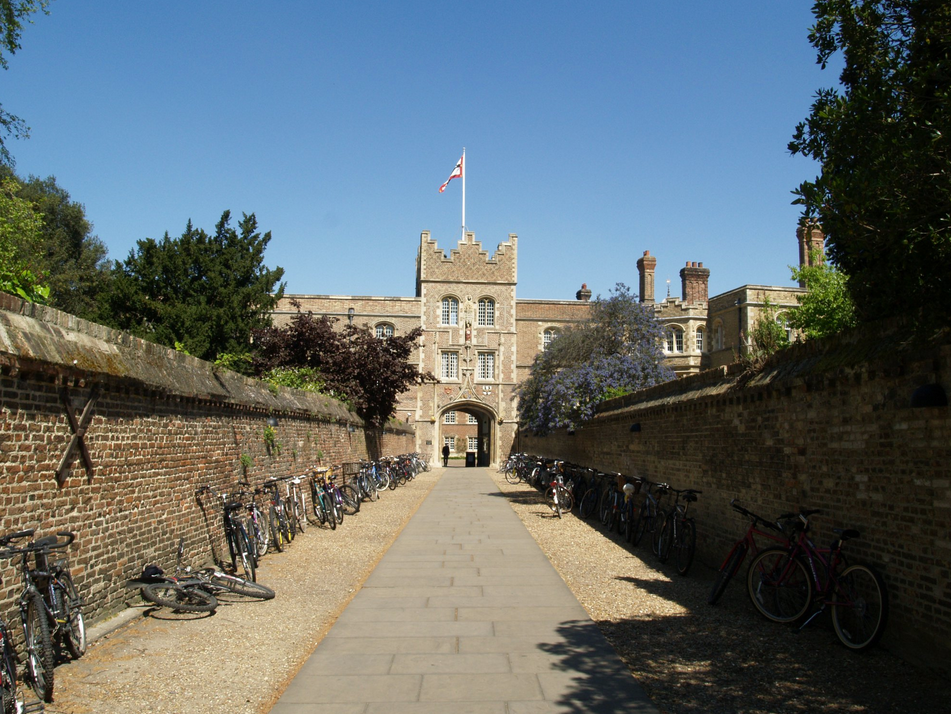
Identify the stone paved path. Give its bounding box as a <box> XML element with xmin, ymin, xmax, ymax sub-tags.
<box><xmin>269</xmin><ymin>467</ymin><xmax>658</xmax><ymax>713</ymax></box>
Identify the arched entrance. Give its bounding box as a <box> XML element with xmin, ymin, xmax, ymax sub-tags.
<box><xmin>436</xmin><ymin>401</ymin><xmax>497</xmax><ymax>468</ymax></box>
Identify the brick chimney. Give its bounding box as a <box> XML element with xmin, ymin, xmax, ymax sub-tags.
<box><xmin>797</xmin><ymin>221</ymin><xmax>825</xmax><ymax>287</ymax></box>
<box><xmin>636</xmin><ymin>251</ymin><xmax>656</xmax><ymax>303</ymax></box>
<box><xmin>680</xmin><ymin>261</ymin><xmax>709</xmax><ymax>304</ymax></box>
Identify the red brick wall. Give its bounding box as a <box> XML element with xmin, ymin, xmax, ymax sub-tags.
<box><xmin>0</xmin><ymin>295</ymin><xmax>414</xmax><ymax>627</ymax></box>
<box><xmin>519</xmin><ymin>324</ymin><xmax>951</xmax><ymax>669</ymax></box>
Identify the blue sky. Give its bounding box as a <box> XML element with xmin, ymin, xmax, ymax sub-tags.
<box><xmin>4</xmin><ymin>1</ymin><xmax>837</xmax><ymax>301</ymax></box>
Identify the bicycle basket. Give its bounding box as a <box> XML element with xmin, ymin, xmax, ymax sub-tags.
<box><xmin>342</xmin><ymin>462</ymin><xmax>361</xmax><ymax>476</ymax></box>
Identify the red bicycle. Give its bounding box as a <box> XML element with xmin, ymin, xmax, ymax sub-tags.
<box><xmin>746</xmin><ymin>508</ymin><xmax>889</xmax><ymax>651</ymax></box>
<box><xmin>707</xmin><ymin>499</ymin><xmax>788</xmax><ymax>605</ymax></box>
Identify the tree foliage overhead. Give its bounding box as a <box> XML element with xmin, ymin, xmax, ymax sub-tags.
<box><xmin>102</xmin><ymin>211</ymin><xmax>285</xmax><ymax>362</ymax></box>
<box><xmin>788</xmin><ymin>253</ymin><xmax>857</xmax><ymax>339</ymax></box>
<box><xmin>0</xmin><ymin>173</ymin><xmax>46</xmax><ymax>301</ymax></box>
<box><xmin>11</xmin><ymin>172</ymin><xmax>111</xmax><ymax>318</ymax></box>
<box><xmin>516</xmin><ymin>283</ymin><xmax>674</xmax><ymax>434</ymax></box>
<box><xmin>790</xmin><ymin>0</ymin><xmax>951</xmax><ymax>332</ymax></box>
<box><xmin>0</xmin><ymin>1</ymin><xmax>51</xmax><ymax>166</ymax></box>
<box><xmin>251</xmin><ymin>305</ymin><xmax>434</xmax><ymax>426</ymax></box>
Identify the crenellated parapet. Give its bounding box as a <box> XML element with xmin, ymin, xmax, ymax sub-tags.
<box><xmin>417</xmin><ymin>231</ymin><xmax>517</xmax><ymax>289</ymax></box>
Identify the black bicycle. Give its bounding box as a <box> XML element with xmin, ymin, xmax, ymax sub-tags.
<box><xmin>0</xmin><ymin>530</ymin><xmax>86</xmax><ymax>704</ymax></box>
<box><xmin>196</xmin><ymin>486</ymin><xmax>257</xmax><ymax>582</ymax></box>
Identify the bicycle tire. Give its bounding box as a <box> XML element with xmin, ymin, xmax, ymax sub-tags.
<box><xmin>674</xmin><ymin>519</ymin><xmax>696</xmax><ymax>576</ymax></box>
<box><xmin>268</xmin><ymin>506</ymin><xmax>283</xmax><ymax>553</ymax></box>
<box><xmin>207</xmin><ymin>572</ymin><xmax>276</xmax><ymax>600</ymax></box>
<box><xmin>278</xmin><ymin>506</ymin><xmax>292</xmax><ymax>544</ymax></box>
<box><xmin>579</xmin><ymin>489</ymin><xmax>598</xmax><ymax>519</ymax></box>
<box><xmin>657</xmin><ymin>514</ymin><xmax>673</xmax><ymax>562</ymax></box>
<box><xmin>58</xmin><ymin>575</ymin><xmax>87</xmax><ymax>659</ymax></box>
<box><xmin>252</xmin><ymin>507</ymin><xmax>270</xmax><ymax>556</ymax></box>
<box><xmin>235</xmin><ymin>526</ymin><xmax>257</xmax><ymax>583</ymax></box>
<box><xmin>141</xmin><ymin>583</ymin><xmax>218</xmax><ymax>613</ymax></box>
<box><xmin>25</xmin><ymin>591</ymin><xmax>55</xmax><ymax>702</ymax></box>
<box><xmin>831</xmin><ymin>563</ymin><xmax>888</xmax><ymax>650</ymax></box>
<box><xmin>294</xmin><ymin>497</ymin><xmax>307</xmax><ymax>535</ymax></box>
<box><xmin>599</xmin><ymin>490</ymin><xmax>612</xmax><ymax>526</ymax></box>
<box><xmin>708</xmin><ymin>542</ymin><xmax>747</xmax><ymax>605</ymax></box>
<box><xmin>339</xmin><ymin>484</ymin><xmax>360</xmax><ymax>515</ymax></box>
<box><xmin>325</xmin><ymin>492</ymin><xmax>337</xmax><ymax>530</ymax></box>
<box><xmin>331</xmin><ymin>490</ymin><xmax>344</xmax><ymax>525</ymax></box>
<box><xmin>632</xmin><ymin>503</ymin><xmax>651</xmax><ymax>546</ymax></box>
<box><xmin>0</xmin><ymin>622</ymin><xmax>16</xmax><ymax>714</ymax></box>
<box><xmin>505</xmin><ymin>468</ymin><xmax>520</xmax><ymax>484</ymax></box>
<box><xmin>747</xmin><ymin>547</ymin><xmax>812</xmax><ymax>623</ymax></box>
<box><xmin>652</xmin><ymin>512</ymin><xmax>667</xmax><ymax>558</ymax></box>
<box><xmin>559</xmin><ymin>486</ymin><xmax>574</xmax><ymax>513</ymax></box>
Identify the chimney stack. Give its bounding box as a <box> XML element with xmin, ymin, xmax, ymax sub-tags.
<box><xmin>680</xmin><ymin>261</ymin><xmax>710</xmax><ymax>305</ymax></box>
<box><xmin>797</xmin><ymin>222</ymin><xmax>826</xmax><ymax>287</ymax></box>
<box><xmin>636</xmin><ymin>251</ymin><xmax>656</xmax><ymax>303</ymax></box>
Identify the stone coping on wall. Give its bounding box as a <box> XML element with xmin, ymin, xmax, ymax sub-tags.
<box><xmin>0</xmin><ymin>292</ymin><xmax>414</xmax><ymax>434</ymax></box>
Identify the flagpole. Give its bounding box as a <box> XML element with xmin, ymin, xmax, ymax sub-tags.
<box><xmin>461</xmin><ymin>147</ymin><xmax>466</xmax><ymax>240</ymax></box>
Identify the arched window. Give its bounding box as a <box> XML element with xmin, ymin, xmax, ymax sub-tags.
<box><xmin>695</xmin><ymin>326</ymin><xmax>705</xmax><ymax>353</ymax></box>
<box><xmin>543</xmin><ymin>328</ymin><xmax>560</xmax><ymax>349</ymax></box>
<box><xmin>714</xmin><ymin>321</ymin><xmax>724</xmax><ymax>351</ymax></box>
<box><xmin>665</xmin><ymin>326</ymin><xmax>684</xmax><ymax>353</ymax></box>
<box><xmin>477</xmin><ymin>298</ymin><xmax>495</xmax><ymax>326</ymax></box>
<box><xmin>441</xmin><ymin>297</ymin><xmax>459</xmax><ymax>326</ymax></box>
<box><xmin>375</xmin><ymin>323</ymin><xmax>394</xmax><ymax>339</ymax></box>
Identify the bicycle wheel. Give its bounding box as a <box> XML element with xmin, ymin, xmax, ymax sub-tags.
<box><xmin>25</xmin><ymin>591</ymin><xmax>55</xmax><ymax>702</ymax></box>
<box><xmin>141</xmin><ymin>584</ymin><xmax>218</xmax><ymax>613</ymax></box>
<box><xmin>339</xmin><ymin>484</ymin><xmax>360</xmax><ymax>515</ymax></box>
<box><xmin>599</xmin><ymin>489</ymin><xmax>613</xmax><ymax>526</ymax></box>
<box><xmin>708</xmin><ymin>542</ymin><xmax>747</xmax><ymax>605</ymax></box>
<box><xmin>624</xmin><ymin>502</ymin><xmax>638</xmax><ymax>543</ymax></box>
<box><xmin>505</xmin><ymin>467</ymin><xmax>520</xmax><ymax>484</ymax></box>
<box><xmin>747</xmin><ymin>548</ymin><xmax>813</xmax><ymax>623</ymax></box>
<box><xmin>268</xmin><ymin>506</ymin><xmax>284</xmax><ymax>552</ymax></box>
<box><xmin>206</xmin><ymin>571</ymin><xmax>276</xmax><ymax>600</ymax></box>
<box><xmin>325</xmin><ymin>493</ymin><xmax>337</xmax><ymax>530</ymax></box>
<box><xmin>558</xmin><ymin>486</ymin><xmax>574</xmax><ymax>513</ymax></box>
<box><xmin>278</xmin><ymin>506</ymin><xmax>292</xmax><ymax>544</ymax></box>
<box><xmin>652</xmin><ymin>512</ymin><xmax>667</xmax><ymax>558</ymax></box>
<box><xmin>331</xmin><ymin>490</ymin><xmax>344</xmax><ymax>525</ymax></box>
<box><xmin>0</xmin><ymin>623</ymin><xmax>16</xmax><ymax>714</ymax></box>
<box><xmin>579</xmin><ymin>489</ymin><xmax>598</xmax><ymax>519</ymax></box>
<box><xmin>364</xmin><ymin>476</ymin><xmax>379</xmax><ymax>501</ymax></box>
<box><xmin>252</xmin><ymin>508</ymin><xmax>270</xmax><ymax>556</ymax></box>
<box><xmin>831</xmin><ymin>563</ymin><xmax>888</xmax><ymax>650</ymax></box>
<box><xmin>657</xmin><ymin>514</ymin><xmax>673</xmax><ymax>562</ymax></box>
<box><xmin>294</xmin><ymin>495</ymin><xmax>307</xmax><ymax>534</ymax></box>
<box><xmin>235</xmin><ymin>527</ymin><xmax>257</xmax><ymax>582</ymax></box>
<box><xmin>632</xmin><ymin>503</ymin><xmax>651</xmax><ymax>546</ymax></box>
<box><xmin>58</xmin><ymin>575</ymin><xmax>87</xmax><ymax>659</ymax></box>
<box><xmin>674</xmin><ymin>519</ymin><xmax>696</xmax><ymax>576</ymax></box>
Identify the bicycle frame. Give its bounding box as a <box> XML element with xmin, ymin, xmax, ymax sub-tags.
<box><xmin>717</xmin><ymin>501</ymin><xmax>788</xmax><ymax>574</ymax></box>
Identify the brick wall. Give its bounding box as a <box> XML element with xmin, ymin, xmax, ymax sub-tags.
<box><xmin>519</xmin><ymin>323</ymin><xmax>951</xmax><ymax>669</ymax></box>
<box><xmin>0</xmin><ymin>294</ymin><xmax>414</xmax><ymax>627</ymax></box>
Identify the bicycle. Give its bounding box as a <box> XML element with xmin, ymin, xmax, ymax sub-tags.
<box><xmin>544</xmin><ymin>463</ymin><xmax>572</xmax><ymax>518</ymax></box>
<box><xmin>656</xmin><ymin>488</ymin><xmax>702</xmax><ymax>574</ymax></box>
<box><xmin>196</xmin><ymin>486</ymin><xmax>257</xmax><ymax>582</ymax></box>
<box><xmin>632</xmin><ymin>481</ymin><xmax>669</xmax><ymax>554</ymax></box>
<box><xmin>746</xmin><ymin>508</ymin><xmax>889</xmax><ymax>650</ymax></box>
<box><xmin>577</xmin><ymin>470</ymin><xmax>602</xmax><ymax>520</ymax></box>
<box><xmin>707</xmin><ymin>499</ymin><xmax>788</xmax><ymax>605</ymax></box>
<box><xmin>262</xmin><ymin>479</ymin><xmax>292</xmax><ymax>549</ymax></box>
<box><xmin>0</xmin><ymin>530</ymin><xmax>86</xmax><ymax>704</ymax></box>
<box><xmin>308</xmin><ymin>468</ymin><xmax>338</xmax><ymax>530</ymax></box>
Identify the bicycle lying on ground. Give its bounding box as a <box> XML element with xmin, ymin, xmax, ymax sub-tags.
<box><xmin>0</xmin><ymin>529</ymin><xmax>86</xmax><ymax>704</ymax></box>
<box><xmin>746</xmin><ymin>508</ymin><xmax>889</xmax><ymax>650</ymax></box>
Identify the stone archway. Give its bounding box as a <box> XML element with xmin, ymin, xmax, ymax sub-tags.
<box><xmin>436</xmin><ymin>401</ymin><xmax>498</xmax><ymax>468</ymax></box>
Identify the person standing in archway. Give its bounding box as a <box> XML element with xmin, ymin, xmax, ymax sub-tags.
<box><xmin>442</xmin><ymin>443</ymin><xmax>450</xmax><ymax>467</ymax></box>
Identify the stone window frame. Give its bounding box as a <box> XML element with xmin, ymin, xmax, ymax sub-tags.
<box><xmin>441</xmin><ymin>351</ymin><xmax>459</xmax><ymax>380</ymax></box>
<box><xmin>695</xmin><ymin>326</ymin><xmax>705</xmax><ymax>353</ymax></box>
<box><xmin>375</xmin><ymin>322</ymin><xmax>394</xmax><ymax>339</ymax></box>
<box><xmin>543</xmin><ymin>327</ymin><xmax>560</xmax><ymax>350</ymax></box>
<box><xmin>443</xmin><ymin>435</ymin><xmax>454</xmax><ymax>449</ymax></box>
<box><xmin>713</xmin><ymin>320</ymin><xmax>724</xmax><ymax>351</ymax></box>
<box><xmin>477</xmin><ymin>297</ymin><xmax>496</xmax><ymax>327</ymax></box>
<box><xmin>444</xmin><ymin>410</ymin><xmax>456</xmax><ymax>424</ymax></box>
<box><xmin>476</xmin><ymin>351</ymin><xmax>495</xmax><ymax>381</ymax></box>
<box><xmin>665</xmin><ymin>325</ymin><xmax>685</xmax><ymax>353</ymax></box>
<box><xmin>467</xmin><ymin>413</ymin><xmax>478</xmax><ymax>424</ymax></box>
<box><xmin>467</xmin><ymin>436</ymin><xmax>479</xmax><ymax>451</ymax></box>
<box><xmin>441</xmin><ymin>296</ymin><xmax>460</xmax><ymax>326</ymax></box>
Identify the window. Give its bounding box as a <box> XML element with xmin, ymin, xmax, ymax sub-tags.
<box><xmin>375</xmin><ymin>323</ymin><xmax>394</xmax><ymax>339</ymax></box>
<box><xmin>467</xmin><ymin>413</ymin><xmax>478</xmax><ymax>424</ymax></box>
<box><xmin>776</xmin><ymin>313</ymin><xmax>792</xmax><ymax>343</ymax></box>
<box><xmin>477</xmin><ymin>352</ymin><xmax>495</xmax><ymax>380</ymax></box>
<box><xmin>543</xmin><ymin>328</ymin><xmax>559</xmax><ymax>349</ymax></box>
<box><xmin>467</xmin><ymin>436</ymin><xmax>478</xmax><ymax>451</ymax></box>
<box><xmin>665</xmin><ymin>327</ymin><xmax>684</xmax><ymax>353</ymax></box>
<box><xmin>441</xmin><ymin>297</ymin><xmax>459</xmax><ymax>326</ymax></box>
<box><xmin>695</xmin><ymin>327</ymin><xmax>705</xmax><ymax>352</ymax></box>
<box><xmin>477</xmin><ymin>298</ymin><xmax>495</xmax><ymax>326</ymax></box>
<box><xmin>714</xmin><ymin>321</ymin><xmax>724</xmax><ymax>350</ymax></box>
<box><xmin>443</xmin><ymin>436</ymin><xmax>453</xmax><ymax>449</ymax></box>
<box><xmin>444</xmin><ymin>411</ymin><xmax>456</xmax><ymax>424</ymax></box>
<box><xmin>441</xmin><ymin>351</ymin><xmax>458</xmax><ymax>379</ymax></box>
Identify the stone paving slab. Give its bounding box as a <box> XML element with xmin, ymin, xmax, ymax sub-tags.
<box><xmin>270</xmin><ymin>467</ymin><xmax>658</xmax><ymax>714</ymax></box>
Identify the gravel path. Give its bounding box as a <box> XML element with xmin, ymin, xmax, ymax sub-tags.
<box><xmin>42</xmin><ymin>467</ymin><xmax>951</xmax><ymax>714</ymax></box>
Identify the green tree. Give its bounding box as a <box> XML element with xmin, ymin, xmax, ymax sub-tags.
<box><xmin>516</xmin><ymin>283</ymin><xmax>673</xmax><ymax>434</ymax></box>
<box><xmin>0</xmin><ymin>1</ymin><xmax>52</xmax><ymax>166</ymax></box>
<box><xmin>13</xmin><ymin>173</ymin><xmax>111</xmax><ymax>319</ymax></box>
<box><xmin>102</xmin><ymin>211</ymin><xmax>285</xmax><ymax>361</ymax></box>
<box><xmin>748</xmin><ymin>298</ymin><xmax>791</xmax><ymax>363</ymax></box>
<box><xmin>0</xmin><ymin>174</ymin><xmax>47</xmax><ymax>301</ymax></box>
<box><xmin>788</xmin><ymin>254</ymin><xmax>857</xmax><ymax>339</ymax></box>
<box><xmin>790</xmin><ymin>0</ymin><xmax>951</xmax><ymax>333</ymax></box>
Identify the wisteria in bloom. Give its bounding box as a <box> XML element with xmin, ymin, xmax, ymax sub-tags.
<box><xmin>516</xmin><ymin>283</ymin><xmax>674</xmax><ymax>434</ymax></box>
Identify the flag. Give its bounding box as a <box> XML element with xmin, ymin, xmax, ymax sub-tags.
<box><xmin>439</xmin><ymin>154</ymin><xmax>463</xmax><ymax>193</ymax></box>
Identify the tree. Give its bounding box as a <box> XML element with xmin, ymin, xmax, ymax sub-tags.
<box><xmin>788</xmin><ymin>255</ymin><xmax>857</xmax><ymax>339</ymax></box>
<box><xmin>789</xmin><ymin>0</ymin><xmax>951</xmax><ymax>333</ymax></box>
<box><xmin>13</xmin><ymin>173</ymin><xmax>111</xmax><ymax>319</ymax></box>
<box><xmin>0</xmin><ymin>1</ymin><xmax>51</xmax><ymax>166</ymax></box>
<box><xmin>0</xmin><ymin>174</ymin><xmax>47</xmax><ymax>301</ymax></box>
<box><xmin>747</xmin><ymin>298</ymin><xmax>791</xmax><ymax>362</ymax></box>
<box><xmin>251</xmin><ymin>306</ymin><xmax>434</xmax><ymax>425</ymax></box>
<box><xmin>102</xmin><ymin>211</ymin><xmax>285</xmax><ymax>361</ymax></box>
<box><xmin>516</xmin><ymin>283</ymin><xmax>674</xmax><ymax>434</ymax></box>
